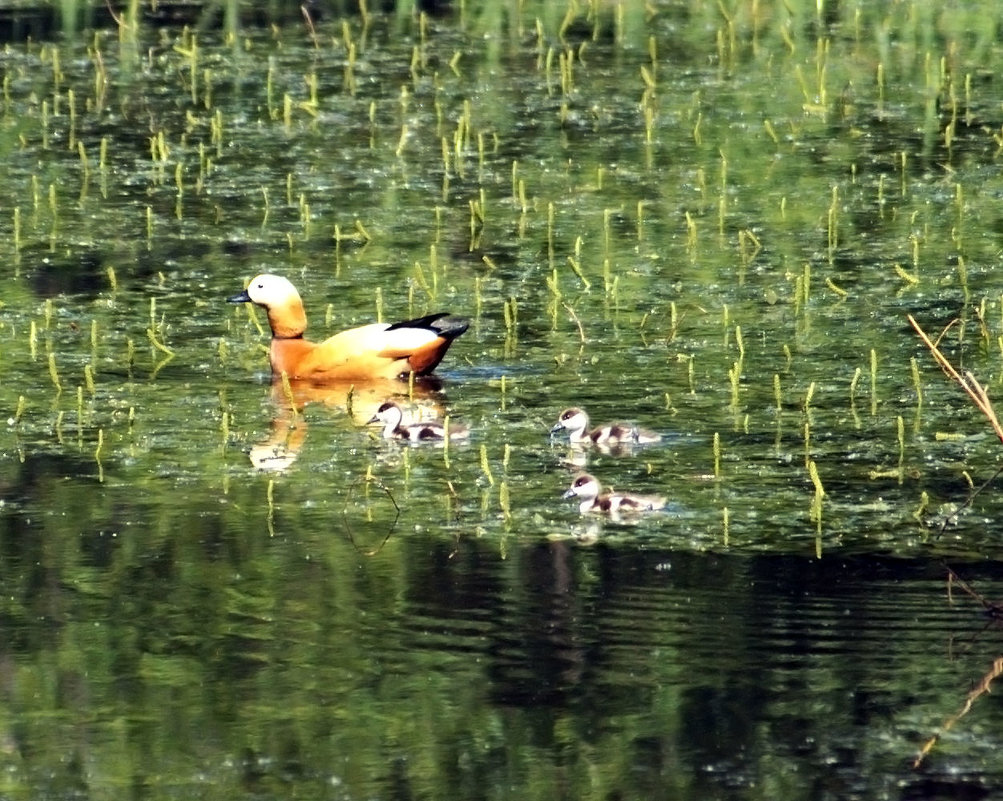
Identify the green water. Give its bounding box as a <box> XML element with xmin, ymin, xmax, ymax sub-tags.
<box><xmin>2</xmin><ymin>1</ymin><xmax>1003</xmax><ymax>798</ymax></box>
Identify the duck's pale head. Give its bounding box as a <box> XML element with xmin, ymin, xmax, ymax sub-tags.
<box><xmin>368</xmin><ymin>401</ymin><xmax>404</xmax><ymax>427</ymax></box>
<box><xmin>562</xmin><ymin>473</ymin><xmax>601</xmax><ymax>501</ymax></box>
<box><xmin>552</xmin><ymin>407</ymin><xmax>588</xmax><ymax>435</ymax></box>
<box><xmin>228</xmin><ymin>274</ymin><xmax>307</xmax><ymax>338</ymax></box>
<box><xmin>228</xmin><ymin>274</ymin><xmax>301</xmax><ymax>309</ymax></box>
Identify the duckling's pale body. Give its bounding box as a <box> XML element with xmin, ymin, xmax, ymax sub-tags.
<box><xmin>551</xmin><ymin>407</ymin><xmax>661</xmax><ymax>446</ymax></box>
<box><xmin>368</xmin><ymin>401</ymin><xmax>470</xmax><ymax>443</ymax></box>
<box><xmin>562</xmin><ymin>473</ymin><xmax>666</xmax><ymax>516</ymax></box>
<box><xmin>228</xmin><ymin>274</ymin><xmax>468</xmax><ymax>382</ymax></box>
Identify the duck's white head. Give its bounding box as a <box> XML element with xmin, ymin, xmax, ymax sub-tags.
<box><xmin>228</xmin><ymin>274</ymin><xmax>306</xmax><ymax>338</ymax></box>
<box><xmin>552</xmin><ymin>407</ymin><xmax>589</xmax><ymax>435</ymax></box>
<box><xmin>562</xmin><ymin>473</ymin><xmax>601</xmax><ymax>502</ymax></box>
<box><xmin>368</xmin><ymin>401</ymin><xmax>404</xmax><ymax>428</ymax></box>
<box><xmin>240</xmin><ymin>274</ymin><xmax>302</xmax><ymax>309</ymax></box>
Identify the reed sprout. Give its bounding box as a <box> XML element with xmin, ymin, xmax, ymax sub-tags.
<box><xmin>803</xmin><ymin>381</ymin><xmax>816</xmax><ymax>415</ymax></box>
<box><xmin>808</xmin><ymin>459</ymin><xmax>825</xmax><ymax>538</ymax></box>
<box><xmin>957</xmin><ymin>255</ymin><xmax>969</xmax><ymax>304</ymax></box>
<box><xmin>717</xmin><ymin>150</ymin><xmax>728</xmax><ymax>235</ymax></box>
<box><xmin>147</xmin><ymin>327</ymin><xmax>174</xmax><ymax>357</ymax></box>
<box><xmin>498</xmin><ymin>481</ymin><xmax>511</xmax><ymax>523</ymax></box>
<box><xmin>547</xmin><ymin>202</ymin><xmax>555</xmax><ymax>266</ymax></box>
<box><xmin>910</xmin><ymin>357</ymin><xmax>923</xmax><ymax>410</ymax></box>
<box><xmin>896</xmin><ymin>415</ymin><xmax>905</xmax><ymax>482</ymax></box>
<box><xmin>685</xmin><ymin>212</ymin><xmax>697</xmax><ymax>258</ymax></box>
<box><xmin>48</xmin><ymin>352</ymin><xmax>62</xmax><ymax>394</ymax></box>
<box><xmin>727</xmin><ymin>362</ymin><xmax>740</xmax><ymax>410</ymax></box>
<box><xmin>95</xmin><ymin>433</ymin><xmax>105</xmax><ymax>482</ymax></box>
<box><xmin>503</xmin><ymin>298</ymin><xmax>518</xmax><ymax>358</ymax></box>
<box><xmin>267</xmin><ymin>479</ymin><xmax>275</xmax><ymax>536</ymax></box>
<box><xmin>824</xmin><ymin>277</ymin><xmax>847</xmax><ymax>299</ymax></box>
<box><xmin>869</xmin><ymin>348</ymin><xmax>878</xmax><ymax>415</ymax></box>
<box><xmin>76</xmin><ymin>386</ymin><xmax>83</xmax><ymax>439</ymax></box>
<box><xmin>827</xmin><ymin>185</ymin><xmax>838</xmax><ymax>262</ymax></box>
<box><xmin>67</xmin><ymin>88</ymin><xmax>77</xmax><ymax>151</ymax></box>
<box><xmin>41</xmin><ymin>99</ymin><xmax>49</xmax><ymax>149</ymax></box>
<box><xmin>11</xmin><ymin>395</ymin><xmax>25</xmax><ymax>427</ymax></box>
<box><xmin>479</xmin><ymin>443</ymin><xmax>494</xmax><ymax>486</ymax></box>
<box><xmin>567</xmin><ymin>255</ymin><xmax>590</xmax><ymax>290</ymax></box>
<box><xmin>876</xmin><ymin>62</ymin><xmax>885</xmax><ymax>117</ymax></box>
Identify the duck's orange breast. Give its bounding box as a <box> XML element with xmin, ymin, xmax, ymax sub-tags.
<box><xmin>269</xmin><ymin>338</ymin><xmax>321</xmax><ymax>379</ymax></box>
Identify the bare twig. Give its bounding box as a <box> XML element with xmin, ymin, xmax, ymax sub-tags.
<box><xmin>342</xmin><ymin>476</ymin><xmax>400</xmax><ymax>556</ymax></box>
<box><xmin>562</xmin><ymin>301</ymin><xmax>586</xmax><ymax>344</ymax></box>
<box><xmin>104</xmin><ymin>0</ymin><xmax>123</xmax><ymax>26</ymax></box>
<box><xmin>944</xmin><ymin>563</ymin><xmax>1003</xmax><ymax>617</ymax></box>
<box><xmin>914</xmin><ymin>656</ymin><xmax>1003</xmax><ymax>768</ymax></box>
<box><xmin>908</xmin><ymin>314</ymin><xmax>1003</xmax><ymax>443</ymax></box>
<box><xmin>910</xmin><ymin>315</ymin><xmax>1003</xmax><ymax>769</ymax></box>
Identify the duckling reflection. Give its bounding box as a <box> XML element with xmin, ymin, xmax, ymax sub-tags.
<box><xmin>245</xmin><ymin>377</ymin><xmax>448</xmax><ymax>471</ymax></box>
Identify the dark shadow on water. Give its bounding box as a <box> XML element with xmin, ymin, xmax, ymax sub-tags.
<box><xmin>0</xmin><ymin>0</ymin><xmax>456</xmax><ymax>42</ymax></box>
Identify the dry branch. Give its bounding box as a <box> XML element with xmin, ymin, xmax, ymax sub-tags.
<box><xmin>908</xmin><ymin>314</ymin><xmax>1003</xmax><ymax>443</ymax></box>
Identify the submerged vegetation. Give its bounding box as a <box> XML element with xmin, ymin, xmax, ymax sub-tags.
<box><xmin>1</xmin><ymin>0</ymin><xmax>1003</xmax><ymax>797</ymax></box>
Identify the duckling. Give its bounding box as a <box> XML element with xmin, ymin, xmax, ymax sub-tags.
<box><xmin>562</xmin><ymin>473</ymin><xmax>666</xmax><ymax>516</ymax></box>
<box><xmin>228</xmin><ymin>274</ymin><xmax>468</xmax><ymax>382</ymax></box>
<box><xmin>551</xmin><ymin>407</ymin><xmax>661</xmax><ymax>446</ymax></box>
<box><xmin>368</xmin><ymin>401</ymin><xmax>470</xmax><ymax>443</ymax></box>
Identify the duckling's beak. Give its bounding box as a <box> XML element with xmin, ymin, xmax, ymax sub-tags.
<box><xmin>561</xmin><ymin>487</ymin><xmax>576</xmax><ymax>499</ymax></box>
<box><xmin>227</xmin><ymin>289</ymin><xmax>252</xmax><ymax>304</ymax></box>
<box><xmin>365</xmin><ymin>413</ymin><xmax>379</xmax><ymax>425</ymax></box>
<box><xmin>549</xmin><ymin>423</ymin><xmax>563</xmax><ymax>436</ymax></box>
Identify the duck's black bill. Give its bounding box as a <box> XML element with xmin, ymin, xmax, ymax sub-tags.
<box><xmin>227</xmin><ymin>290</ymin><xmax>252</xmax><ymax>303</ymax></box>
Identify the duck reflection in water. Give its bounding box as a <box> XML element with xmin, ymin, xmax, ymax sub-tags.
<box><xmin>246</xmin><ymin>377</ymin><xmax>451</xmax><ymax>471</ymax></box>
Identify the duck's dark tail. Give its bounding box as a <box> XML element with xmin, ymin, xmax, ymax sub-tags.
<box><xmin>390</xmin><ymin>313</ymin><xmax>470</xmax><ymax>375</ymax></box>
<box><xmin>388</xmin><ymin>312</ymin><xmax>469</xmax><ymax>341</ymax></box>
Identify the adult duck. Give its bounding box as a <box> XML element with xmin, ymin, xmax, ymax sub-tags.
<box><xmin>228</xmin><ymin>274</ymin><xmax>468</xmax><ymax>382</ymax></box>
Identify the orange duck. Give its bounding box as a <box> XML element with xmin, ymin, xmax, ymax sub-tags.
<box><xmin>228</xmin><ymin>274</ymin><xmax>469</xmax><ymax>382</ymax></box>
